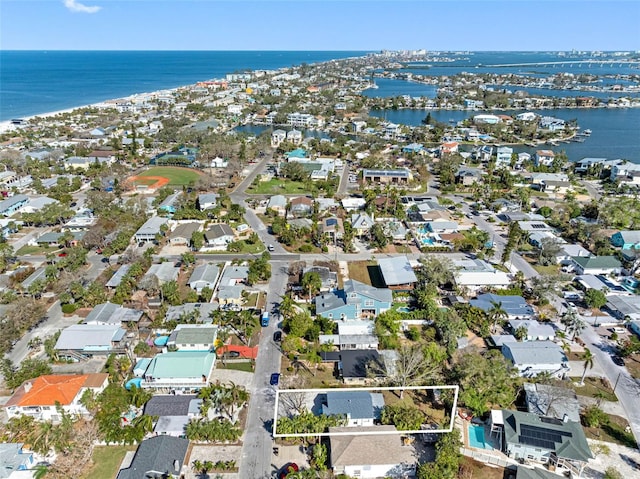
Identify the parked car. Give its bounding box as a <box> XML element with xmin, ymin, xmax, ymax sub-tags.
<box><xmin>270</xmin><ymin>373</ymin><xmax>280</xmax><ymax>386</ymax></box>
<box><xmin>273</xmin><ymin>331</ymin><xmax>282</xmax><ymax>342</ymax></box>
<box><xmin>612</xmin><ymin>355</ymin><xmax>625</xmax><ymax>367</ymax></box>
<box><xmin>278</xmin><ymin>463</ymin><xmax>299</xmax><ymax>479</ymax></box>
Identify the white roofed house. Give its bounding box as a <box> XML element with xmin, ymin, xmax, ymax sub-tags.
<box><xmin>188</xmin><ymin>263</ymin><xmax>220</xmax><ymax>293</ymax></box>
<box><xmin>134</xmin><ymin>216</ymin><xmax>168</xmax><ymax>243</ymax></box>
<box><xmin>83</xmin><ymin>301</ymin><xmax>144</xmax><ymax>326</ymax></box>
<box><xmin>535</xmin><ymin>150</ymin><xmax>555</xmax><ymax>167</ymax></box>
<box><xmin>271</xmin><ymin>129</ymin><xmax>286</xmax><ymax>147</ymax></box>
<box><xmin>144</xmin><ymin>262</ymin><xmax>180</xmax><ymax>285</ymax></box>
<box><xmin>55</xmin><ymin>324</ymin><xmax>127</xmax><ymax>361</ymax></box>
<box><xmin>197</xmin><ymin>193</ymin><xmax>218</xmax><ymax>211</ymax></box>
<box><xmin>377</xmin><ymin>256</ymin><xmax>417</xmax><ymax>291</ymax></box>
<box><xmin>502</xmin><ymin>341</ymin><xmax>569</xmax><ymax>378</ymax></box>
<box><xmin>453</xmin><ymin>258</ymin><xmax>512</xmax><ymax>294</ymax></box>
<box><xmin>496</xmin><ymin>146</ymin><xmax>513</xmax><ymax>168</ymax></box>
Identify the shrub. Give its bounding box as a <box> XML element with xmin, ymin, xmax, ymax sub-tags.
<box><xmin>61</xmin><ymin>303</ymin><xmax>78</xmax><ymax>314</ymax></box>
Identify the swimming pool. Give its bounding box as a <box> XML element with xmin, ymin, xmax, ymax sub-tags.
<box><xmin>421</xmin><ymin>237</ymin><xmax>435</xmax><ymax>245</ymax></box>
<box><xmin>397</xmin><ymin>306</ymin><xmax>413</xmax><ymax>313</ymax></box>
<box><xmin>468</xmin><ymin>424</ymin><xmax>492</xmax><ymax>450</ymax></box>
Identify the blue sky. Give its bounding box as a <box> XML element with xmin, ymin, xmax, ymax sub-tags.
<box><xmin>1</xmin><ymin>1</ymin><xmax>639</xmax><ymax>51</ymax></box>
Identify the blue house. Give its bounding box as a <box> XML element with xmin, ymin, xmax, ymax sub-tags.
<box><xmin>470</xmin><ymin>293</ymin><xmax>535</xmax><ymax>319</ymax></box>
<box><xmin>611</xmin><ymin>230</ymin><xmax>640</xmax><ymax>250</ymax></box>
<box><xmin>158</xmin><ymin>192</ymin><xmax>182</xmax><ymax>215</ymax></box>
<box><xmin>0</xmin><ymin>194</ymin><xmax>28</xmax><ymax>217</ymax></box>
<box><xmin>315</xmin><ymin>279</ymin><xmax>392</xmax><ymax>321</ymax></box>
<box><xmin>402</xmin><ymin>143</ymin><xmax>424</xmax><ymax>154</ymax></box>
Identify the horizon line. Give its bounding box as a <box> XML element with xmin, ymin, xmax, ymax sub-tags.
<box><xmin>2</xmin><ymin>49</ymin><xmax>638</xmax><ymax>53</ymax></box>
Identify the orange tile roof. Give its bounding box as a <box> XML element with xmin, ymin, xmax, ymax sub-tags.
<box><xmin>6</xmin><ymin>374</ymin><xmax>107</xmax><ymax>408</ymax></box>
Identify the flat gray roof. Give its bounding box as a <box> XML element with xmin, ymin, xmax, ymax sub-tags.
<box><xmin>378</xmin><ymin>256</ymin><xmax>417</xmax><ymax>286</ymax></box>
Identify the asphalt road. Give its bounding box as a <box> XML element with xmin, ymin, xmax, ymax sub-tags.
<box><xmin>239</xmin><ymin>261</ymin><xmax>289</xmax><ymax>479</ymax></box>
<box><xmin>580</xmin><ymin>326</ymin><xmax>640</xmax><ymax>448</ymax></box>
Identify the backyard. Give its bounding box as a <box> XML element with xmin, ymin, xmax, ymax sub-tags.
<box><xmin>81</xmin><ymin>445</ymin><xmax>136</xmax><ymax>479</ymax></box>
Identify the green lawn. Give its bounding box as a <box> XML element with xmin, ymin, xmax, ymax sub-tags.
<box><xmin>219</xmin><ymin>361</ymin><xmax>254</xmax><ymax>373</ymax></box>
<box><xmin>139</xmin><ymin>166</ymin><xmax>202</xmax><ymax>186</ymax></box>
<box><xmin>247</xmin><ymin>178</ymin><xmax>312</xmax><ymax>195</ymax></box>
<box><xmin>81</xmin><ymin>445</ymin><xmax>136</xmax><ymax>479</ymax></box>
<box><xmin>17</xmin><ymin>245</ymin><xmax>60</xmax><ymax>255</ymax></box>
<box><xmin>566</xmin><ymin>377</ymin><xmax>618</xmax><ymax>402</ymax></box>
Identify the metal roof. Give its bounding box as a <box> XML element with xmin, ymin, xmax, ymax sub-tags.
<box><xmin>378</xmin><ymin>256</ymin><xmax>417</xmax><ymax>286</ymax></box>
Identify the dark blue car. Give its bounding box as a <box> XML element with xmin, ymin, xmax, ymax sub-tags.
<box><xmin>270</xmin><ymin>373</ymin><xmax>280</xmax><ymax>386</ymax></box>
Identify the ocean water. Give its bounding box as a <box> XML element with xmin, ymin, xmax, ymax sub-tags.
<box><xmin>0</xmin><ymin>50</ymin><xmax>367</xmax><ymax>120</ymax></box>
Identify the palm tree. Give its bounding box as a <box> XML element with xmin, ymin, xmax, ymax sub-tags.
<box><xmin>488</xmin><ymin>300</ymin><xmax>508</xmax><ymax>333</ymax></box>
<box><xmin>561</xmin><ymin>309</ymin><xmax>586</xmax><ymax>340</ymax></box>
<box><xmin>580</xmin><ymin>348</ymin><xmax>594</xmax><ymax>386</ymax></box>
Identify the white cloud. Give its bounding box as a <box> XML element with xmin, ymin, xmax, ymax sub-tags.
<box><xmin>63</xmin><ymin>0</ymin><xmax>102</xmax><ymax>14</ymax></box>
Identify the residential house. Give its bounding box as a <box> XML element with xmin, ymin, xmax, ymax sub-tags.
<box><xmin>426</xmin><ymin>220</ymin><xmax>459</xmax><ymax>234</ymax></box>
<box><xmin>610</xmin><ymin>162</ymin><xmax>640</xmax><ymax>185</ymax></box>
<box><xmin>106</xmin><ymin>264</ymin><xmax>131</xmax><ymax>289</ymax></box>
<box><xmin>341</xmin><ymin>198</ymin><xmax>366</xmax><ymax>212</ymax></box>
<box><xmin>439</xmin><ymin>141</ymin><xmax>459</xmax><ymax>156</ymax></box>
<box><xmin>289</xmin><ymin>196</ymin><xmax>313</xmax><ymax>217</ymax></box>
<box><xmin>378</xmin><ymin>256</ymin><xmax>417</xmax><ymax>291</ymax></box>
<box><xmin>605</xmin><ymin>295</ymin><xmax>640</xmax><ymax>322</ymax></box>
<box><xmin>570</xmin><ymin>256</ymin><xmax>621</xmax><ymax>275</ymax></box>
<box><xmin>508</xmin><ymin>320</ymin><xmax>556</xmax><ymax>341</ymax></box>
<box><xmin>144</xmin><ymin>262</ymin><xmax>180</xmax><ymax>285</ymax></box>
<box><xmin>167</xmin><ymin>324</ymin><xmax>218</xmax><ymax>352</ymax></box>
<box><xmin>271</xmin><ymin>129</ymin><xmax>287</xmax><ymax>147</ymax></box>
<box><xmin>316</xmin><ymin>279</ymin><xmax>392</xmax><ymax>321</ymax></box>
<box><xmin>204</xmin><ymin>224</ymin><xmax>234</xmax><ymax>249</ymax></box>
<box><xmin>329</xmin><ymin>426</ymin><xmax>417</xmax><ymax>478</ymax></box>
<box><xmin>556</xmin><ymin>243</ymin><xmax>591</xmax><ymax>265</ymax></box>
<box><xmin>523</xmin><ymin>383</ymin><xmax>580</xmax><ymax>423</ymax></box>
<box><xmin>143</xmin><ymin>395</ymin><xmax>201</xmax><ymax>437</ymax></box>
<box><xmin>197</xmin><ymin>193</ymin><xmax>218</xmax><ymax>211</ymax></box>
<box><xmin>453</xmin><ymin>260</ymin><xmax>512</xmax><ymax>293</ymax></box>
<box><xmin>471</xmin><ymin>294</ymin><xmax>535</xmax><ymax>319</ymax></box>
<box><xmin>502</xmin><ymin>341</ymin><xmax>569</xmax><ymax>377</ymax></box>
<box><xmin>34</xmin><ymin>231</ymin><xmax>85</xmax><ymax>247</ymax></box>
<box><xmin>134</xmin><ymin>216</ymin><xmax>168</xmax><ymax>243</ymax></box>
<box><xmin>169</xmin><ymin>222</ymin><xmax>201</xmax><ymax>246</ymax></box>
<box><xmin>496</xmin><ymin>146</ymin><xmax>513</xmax><ymax>168</ymax></box>
<box><xmin>116</xmin><ymin>436</ymin><xmax>189</xmax><ymax>479</ymax></box>
<box><xmin>0</xmin><ymin>195</ymin><xmax>28</xmax><ymax>217</ymax></box>
<box><xmin>320</xmin><ymin>349</ymin><xmax>386</xmax><ymax>384</ymax></box>
<box><xmin>492</xmin><ymin>409</ymin><xmax>592</xmax><ymax>475</ymax></box>
<box><xmin>535</xmin><ymin>150</ymin><xmax>555</xmax><ymax>167</ymax></box>
<box><xmin>319</xmin><ymin>321</ymin><xmax>379</xmax><ymax>350</ymax></box>
<box><xmin>21</xmin><ymin>196</ymin><xmax>58</xmax><ymax>214</ymax></box>
<box><xmin>188</xmin><ymin>263</ymin><xmax>220</xmax><ymax>293</ymax></box>
<box><xmin>267</xmin><ymin>195</ymin><xmax>287</xmax><ymax>216</ymax></box>
<box><xmin>55</xmin><ymin>324</ymin><xmax>126</xmax><ymax>360</ymax></box>
<box><xmin>320</xmin><ymin>217</ymin><xmax>343</xmax><ymax>242</ymax></box>
<box><xmin>158</xmin><ymin>192</ymin><xmax>182</xmax><ymax>215</ymax></box>
<box><xmin>362</xmin><ymin>169</ymin><xmax>411</xmax><ymax>184</ymax></box>
<box><xmin>0</xmin><ymin>443</ymin><xmax>35</xmax><ymax>478</ymax></box>
<box><xmin>286</xmin><ymin>129</ymin><xmax>302</xmax><ymax>145</ymax></box>
<box><xmin>141</xmin><ymin>351</ymin><xmax>216</xmax><ymax>390</ymax></box>
<box><xmin>455</xmin><ymin>167</ymin><xmax>483</xmax><ymax>186</ymax></box>
<box><xmin>321</xmin><ymin>391</ymin><xmax>384</xmax><ymax>427</ymax></box>
<box><xmin>351</xmin><ymin>212</ymin><xmax>374</xmax><ymax>237</ymax></box>
<box><xmin>611</xmin><ymin>230</ymin><xmax>640</xmax><ymax>250</ymax></box>
<box><xmin>4</xmin><ymin>373</ymin><xmax>109</xmax><ymax>421</ymax></box>
<box><xmin>83</xmin><ymin>302</ymin><xmax>143</xmax><ymax>326</ymax></box>
<box><xmin>302</xmin><ymin>265</ymin><xmax>337</xmax><ymax>292</ymax></box>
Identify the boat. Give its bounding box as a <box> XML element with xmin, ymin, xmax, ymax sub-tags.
<box><xmin>368</xmin><ymin>83</ymin><xmax>379</xmax><ymax>90</ymax></box>
<box><xmin>583</xmin><ymin>129</ymin><xmax>592</xmax><ymax>135</ymax></box>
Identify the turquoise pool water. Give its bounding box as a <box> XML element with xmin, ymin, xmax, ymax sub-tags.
<box><xmin>421</xmin><ymin>237</ymin><xmax>435</xmax><ymax>245</ymax></box>
<box><xmin>468</xmin><ymin>424</ymin><xmax>492</xmax><ymax>449</ymax></box>
<box><xmin>397</xmin><ymin>306</ymin><xmax>413</xmax><ymax>313</ymax></box>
